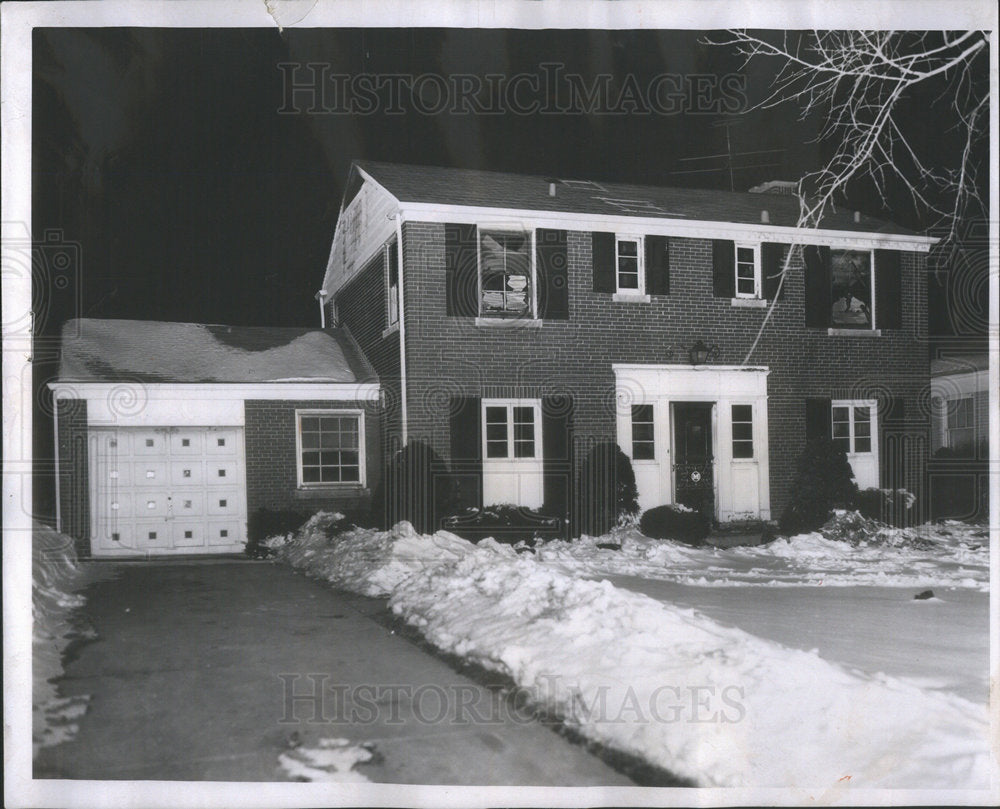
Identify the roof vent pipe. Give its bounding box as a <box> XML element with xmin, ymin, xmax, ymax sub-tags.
<box><xmin>761</xmin><ymin>210</ymin><xmax>769</xmax><ymax>224</ymax></box>
<box><xmin>548</xmin><ymin>182</ymin><xmax>556</xmax><ymax>197</ymax></box>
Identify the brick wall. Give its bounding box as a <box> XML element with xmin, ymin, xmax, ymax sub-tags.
<box><xmin>400</xmin><ymin>221</ymin><xmax>930</xmax><ymax>519</ymax></box>
<box><xmin>56</xmin><ymin>398</ymin><xmax>90</xmax><ymax>557</ymax></box>
<box><xmin>335</xmin><ymin>248</ymin><xmax>403</xmax><ymax>455</ymax></box>
<box><xmin>244</xmin><ymin>399</ymin><xmax>381</xmax><ymax>516</ymax></box>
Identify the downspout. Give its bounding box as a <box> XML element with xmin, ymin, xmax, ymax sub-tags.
<box><xmin>52</xmin><ymin>387</ymin><xmax>61</xmax><ymax>532</ymax></box>
<box><xmin>317</xmin><ymin>289</ymin><xmax>328</xmax><ymax>329</ymax></box>
<box><xmin>394</xmin><ymin>213</ymin><xmax>408</xmax><ymax>445</ymax></box>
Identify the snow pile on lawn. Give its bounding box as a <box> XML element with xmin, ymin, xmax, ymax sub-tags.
<box><xmin>535</xmin><ymin>513</ymin><xmax>989</xmax><ymax>590</ymax></box>
<box><xmin>276</xmin><ymin>512</ymin><xmax>495</xmax><ymax>597</ymax></box>
<box><xmin>33</xmin><ymin>522</ymin><xmax>94</xmax><ymax>755</ymax></box>
<box><xmin>389</xmin><ymin>547</ymin><xmax>989</xmax><ymax>788</ymax></box>
<box><xmin>277</xmin><ymin>517</ymin><xmax>989</xmax><ymax>788</ymax></box>
<box><xmin>279</xmin><ymin>738</ymin><xmax>376</xmax><ymax>782</ymax></box>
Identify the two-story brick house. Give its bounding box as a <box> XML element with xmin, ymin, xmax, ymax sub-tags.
<box><xmin>324</xmin><ymin>161</ymin><xmax>935</xmax><ymax>531</ymax></box>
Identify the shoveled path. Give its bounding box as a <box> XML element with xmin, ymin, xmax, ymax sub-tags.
<box><xmin>34</xmin><ymin>560</ymin><xmax>633</xmax><ymax>785</ymax></box>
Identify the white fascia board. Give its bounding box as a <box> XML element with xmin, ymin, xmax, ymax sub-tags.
<box><xmin>612</xmin><ymin>363</ymin><xmax>770</xmax><ymax>373</ymax></box>
<box><xmin>398</xmin><ymin>202</ymin><xmax>937</xmax><ymax>252</ymax></box>
<box><xmin>48</xmin><ymin>382</ymin><xmax>381</xmax><ymax>401</ymax></box>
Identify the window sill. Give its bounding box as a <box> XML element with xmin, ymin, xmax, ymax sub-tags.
<box><xmin>613</xmin><ymin>292</ymin><xmax>651</xmax><ymax>303</ymax></box>
<box><xmin>730</xmin><ymin>297</ymin><xmax>768</xmax><ymax>308</ymax></box>
<box><xmin>381</xmin><ymin>323</ymin><xmax>399</xmax><ymax>339</ymax></box>
<box><xmin>827</xmin><ymin>328</ymin><xmax>882</xmax><ymax>337</ymax></box>
<box><xmin>474</xmin><ymin>317</ymin><xmax>543</xmax><ymax>328</ymax></box>
<box><xmin>295</xmin><ymin>486</ymin><xmax>369</xmax><ymax>499</ymax></box>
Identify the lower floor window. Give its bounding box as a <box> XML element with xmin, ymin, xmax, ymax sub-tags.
<box><xmin>297</xmin><ymin>411</ymin><xmax>364</xmax><ymax>485</ymax></box>
<box><xmin>483</xmin><ymin>400</ymin><xmax>539</xmax><ymax>459</ymax></box>
<box><xmin>832</xmin><ymin>402</ymin><xmax>873</xmax><ymax>454</ymax></box>
<box><xmin>631</xmin><ymin>404</ymin><xmax>655</xmax><ymax>459</ymax></box>
<box><xmin>731</xmin><ymin>404</ymin><xmax>754</xmax><ymax>458</ymax></box>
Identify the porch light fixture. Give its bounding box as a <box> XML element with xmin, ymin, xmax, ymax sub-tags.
<box><xmin>689</xmin><ymin>339</ymin><xmax>719</xmax><ymax>365</ymax></box>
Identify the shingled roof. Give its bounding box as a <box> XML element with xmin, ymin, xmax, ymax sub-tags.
<box><xmin>356</xmin><ymin>160</ymin><xmax>920</xmax><ymax>236</ymax></box>
<box><xmin>57</xmin><ymin>319</ymin><xmax>376</xmax><ymax>384</ymax></box>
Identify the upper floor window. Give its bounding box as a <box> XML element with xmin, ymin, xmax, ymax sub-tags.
<box><xmin>830</xmin><ymin>249</ymin><xmax>873</xmax><ymax>329</ymax></box>
<box><xmin>734</xmin><ymin>243</ymin><xmax>760</xmax><ymax>298</ymax></box>
<box><xmin>296</xmin><ymin>410</ymin><xmax>365</xmax><ymax>487</ymax></box>
<box><xmin>947</xmin><ymin>396</ymin><xmax>975</xmax><ymax>455</ymax></box>
<box><xmin>385</xmin><ymin>238</ymin><xmax>399</xmax><ymax>329</ymax></box>
<box><xmin>616</xmin><ymin>235</ymin><xmax>645</xmax><ymax>294</ymax></box>
<box><xmin>479</xmin><ymin>228</ymin><xmax>534</xmax><ymax>319</ymax></box>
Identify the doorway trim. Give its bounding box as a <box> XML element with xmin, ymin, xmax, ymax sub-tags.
<box><xmin>613</xmin><ymin>364</ymin><xmax>771</xmax><ymax>521</ymax></box>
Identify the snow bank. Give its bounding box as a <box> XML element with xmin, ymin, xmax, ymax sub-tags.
<box><xmin>535</xmin><ymin>516</ymin><xmax>989</xmax><ymax>591</ymax></box>
<box><xmin>279</xmin><ymin>737</ymin><xmax>376</xmax><ymax>782</ymax></box>
<box><xmin>33</xmin><ymin>522</ymin><xmax>93</xmax><ymax>756</ymax></box>
<box><xmin>276</xmin><ymin>517</ymin><xmax>990</xmax><ymax>788</ymax></box>
<box><xmin>276</xmin><ymin>512</ymin><xmax>499</xmax><ymax>597</ymax></box>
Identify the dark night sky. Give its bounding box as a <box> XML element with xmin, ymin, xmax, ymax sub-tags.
<box><xmin>30</xmin><ymin>27</ymin><xmax>988</xmax><ymax>516</ymax></box>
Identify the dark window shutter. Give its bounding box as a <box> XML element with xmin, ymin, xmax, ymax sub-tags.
<box><xmin>761</xmin><ymin>242</ymin><xmax>786</xmax><ymax>300</ymax></box>
<box><xmin>537</xmin><ymin>229</ymin><xmax>569</xmax><ymax>319</ymax></box>
<box><xmin>645</xmin><ymin>235</ymin><xmax>670</xmax><ymax>295</ymax></box>
<box><xmin>445</xmin><ymin>223</ymin><xmax>478</xmax><ymax>317</ymax></box>
<box><xmin>449</xmin><ymin>396</ymin><xmax>482</xmax><ymax>509</ymax></box>
<box><xmin>805</xmin><ymin>397</ymin><xmax>832</xmax><ymax>440</ymax></box>
<box><xmin>592</xmin><ymin>232</ymin><xmax>616</xmax><ymax>293</ymax></box>
<box><xmin>879</xmin><ymin>395</ymin><xmax>907</xmax><ymax>489</ymax></box>
<box><xmin>712</xmin><ymin>240</ymin><xmax>735</xmax><ymax>298</ymax></box>
<box><xmin>542</xmin><ymin>395</ymin><xmax>573</xmax><ymax>529</ymax></box>
<box><xmin>875</xmin><ymin>249</ymin><xmax>902</xmax><ymax>330</ymax></box>
<box><xmin>804</xmin><ymin>245</ymin><xmax>831</xmax><ymax>328</ymax></box>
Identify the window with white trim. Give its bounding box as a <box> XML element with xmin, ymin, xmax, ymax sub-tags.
<box><xmin>296</xmin><ymin>410</ymin><xmax>365</xmax><ymax>486</ymax></box>
<box><xmin>947</xmin><ymin>396</ymin><xmax>974</xmax><ymax>454</ymax></box>
<box><xmin>616</xmin><ymin>235</ymin><xmax>644</xmax><ymax>293</ymax></box>
<box><xmin>830</xmin><ymin>249</ymin><xmax>874</xmax><ymax>329</ymax></box>
<box><xmin>479</xmin><ymin>228</ymin><xmax>535</xmax><ymax>318</ymax></box>
<box><xmin>734</xmin><ymin>242</ymin><xmax>760</xmax><ymax>298</ymax></box>
<box><xmin>731</xmin><ymin>404</ymin><xmax>754</xmax><ymax>459</ymax></box>
<box><xmin>483</xmin><ymin>400</ymin><xmax>540</xmax><ymax>459</ymax></box>
<box><xmin>631</xmin><ymin>404</ymin><xmax>655</xmax><ymax>460</ymax></box>
<box><xmin>831</xmin><ymin>403</ymin><xmax>874</xmax><ymax>454</ymax></box>
<box><xmin>385</xmin><ymin>238</ymin><xmax>399</xmax><ymax>328</ymax></box>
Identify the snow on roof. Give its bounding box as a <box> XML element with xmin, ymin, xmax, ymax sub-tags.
<box><xmin>356</xmin><ymin>160</ymin><xmax>922</xmax><ymax>236</ymax></box>
<box><xmin>57</xmin><ymin>319</ymin><xmax>377</xmax><ymax>384</ymax></box>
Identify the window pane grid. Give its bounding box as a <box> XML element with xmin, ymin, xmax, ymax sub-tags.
<box><xmin>480</xmin><ymin>230</ymin><xmax>532</xmax><ymax>318</ymax></box>
<box><xmin>832</xmin><ymin>403</ymin><xmax>873</xmax><ymax>454</ymax></box>
<box><xmin>300</xmin><ymin>415</ymin><xmax>361</xmax><ymax>484</ymax></box>
<box><xmin>617</xmin><ymin>239</ymin><xmax>641</xmax><ymax>291</ymax></box>
<box><xmin>631</xmin><ymin>404</ymin><xmax>655</xmax><ymax>460</ymax></box>
<box><xmin>485</xmin><ymin>403</ymin><xmax>537</xmax><ymax>459</ymax></box>
<box><xmin>731</xmin><ymin>405</ymin><xmax>754</xmax><ymax>459</ymax></box>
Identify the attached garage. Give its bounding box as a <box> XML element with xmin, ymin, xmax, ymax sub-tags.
<box><xmin>50</xmin><ymin>318</ymin><xmax>381</xmax><ymax>558</ymax></box>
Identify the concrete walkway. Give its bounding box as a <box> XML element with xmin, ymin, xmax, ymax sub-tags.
<box><xmin>34</xmin><ymin>560</ymin><xmax>633</xmax><ymax>785</ymax></box>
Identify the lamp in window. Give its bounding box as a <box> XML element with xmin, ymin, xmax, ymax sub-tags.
<box><xmin>688</xmin><ymin>339</ymin><xmax>719</xmax><ymax>365</ymax></box>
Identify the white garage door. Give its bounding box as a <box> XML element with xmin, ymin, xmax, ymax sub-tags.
<box><xmin>90</xmin><ymin>427</ymin><xmax>246</xmax><ymax>556</ymax></box>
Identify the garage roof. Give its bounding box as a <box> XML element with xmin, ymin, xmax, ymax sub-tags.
<box><xmin>57</xmin><ymin>319</ymin><xmax>377</xmax><ymax>384</ymax></box>
<box><xmin>356</xmin><ymin>160</ymin><xmax>921</xmax><ymax>236</ymax></box>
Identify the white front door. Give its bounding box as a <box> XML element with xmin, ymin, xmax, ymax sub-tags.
<box><xmin>90</xmin><ymin>427</ymin><xmax>247</xmax><ymax>556</ymax></box>
<box><xmin>481</xmin><ymin>399</ymin><xmax>544</xmax><ymax>508</ymax></box>
<box><xmin>832</xmin><ymin>400</ymin><xmax>879</xmax><ymax>490</ymax></box>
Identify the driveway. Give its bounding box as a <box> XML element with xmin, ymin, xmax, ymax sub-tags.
<box><xmin>34</xmin><ymin>560</ymin><xmax>634</xmax><ymax>785</ymax></box>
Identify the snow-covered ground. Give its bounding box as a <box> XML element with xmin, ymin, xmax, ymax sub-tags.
<box><xmin>273</xmin><ymin>513</ymin><xmax>992</xmax><ymax>789</ymax></box>
<box><xmin>33</xmin><ymin>522</ymin><xmax>96</xmax><ymax>755</ymax></box>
